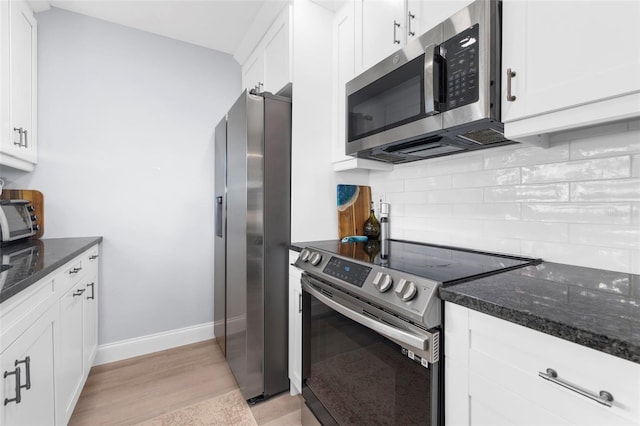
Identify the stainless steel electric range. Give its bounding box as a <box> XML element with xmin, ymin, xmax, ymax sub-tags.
<box><xmin>294</xmin><ymin>239</ymin><xmax>539</xmax><ymax>426</ymax></box>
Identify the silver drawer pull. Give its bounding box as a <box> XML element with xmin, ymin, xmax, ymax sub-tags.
<box><xmin>538</xmin><ymin>368</ymin><xmax>614</xmax><ymax>407</ymax></box>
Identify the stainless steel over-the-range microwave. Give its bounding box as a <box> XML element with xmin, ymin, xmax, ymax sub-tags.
<box><xmin>346</xmin><ymin>0</ymin><xmax>515</xmax><ymax>164</ymax></box>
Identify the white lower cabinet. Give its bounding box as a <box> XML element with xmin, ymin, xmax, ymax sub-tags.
<box><xmin>0</xmin><ymin>242</ymin><xmax>100</xmax><ymax>426</ymax></box>
<box><xmin>288</xmin><ymin>250</ymin><xmax>302</xmax><ymax>395</ymax></box>
<box><xmin>1</xmin><ymin>304</ymin><xmax>56</xmax><ymax>426</ymax></box>
<box><xmin>445</xmin><ymin>302</ymin><xmax>640</xmax><ymax>426</ymax></box>
<box><xmin>57</xmin><ymin>278</ymin><xmax>87</xmax><ymax>423</ymax></box>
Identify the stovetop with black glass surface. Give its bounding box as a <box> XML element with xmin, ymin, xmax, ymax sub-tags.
<box><xmin>294</xmin><ymin>239</ymin><xmax>540</xmax><ymax>329</ymax></box>
<box><xmin>300</xmin><ymin>239</ymin><xmax>539</xmax><ymax>286</ymax></box>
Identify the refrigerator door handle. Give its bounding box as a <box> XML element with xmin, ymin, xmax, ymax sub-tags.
<box><xmin>216</xmin><ymin>196</ymin><xmax>224</xmax><ymax>237</ymax></box>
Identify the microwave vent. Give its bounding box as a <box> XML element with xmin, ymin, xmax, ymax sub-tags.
<box><xmin>368</xmin><ymin>151</ymin><xmax>405</xmax><ymax>162</ymax></box>
<box><xmin>457</xmin><ymin>128</ymin><xmax>508</xmax><ymax>145</ymax></box>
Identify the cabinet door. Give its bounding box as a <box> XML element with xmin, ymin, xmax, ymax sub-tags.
<box><xmin>83</xmin><ymin>270</ymin><xmax>98</xmax><ymax>371</ymax></box>
<box><xmin>1</xmin><ymin>307</ymin><xmax>56</xmax><ymax>426</ymax></box>
<box><xmin>288</xmin><ymin>251</ymin><xmax>302</xmax><ymax>395</ymax></box>
<box><xmin>7</xmin><ymin>0</ymin><xmax>36</xmax><ymax>163</ymax></box>
<box><xmin>57</xmin><ymin>281</ymin><xmax>85</xmax><ymax>424</ymax></box>
<box><xmin>406</xmin><ymin>0</ymin><xmax>474</xmax><ymax>41</ymax></box>
<box><xmin>359</xmin><ymin>0</ymin><xmax>404</xmax><ymax>72</ymax></box>
<box><xmin>263</xmin><ymin>6</ymin><xmax>292</xmax><ymax>94</ymax></box>
<box><xmin>502</xmin><ymin>0</ymin><xmax>640</xmax><ymax>124</ymax></box>
<box><xmin>242</xmin><ymin>51</ymin><xmax>264</xmax><ymax>93</ymax></box>
<box><xmin>333</xmin><ymin>1</ymin><xmax>357</xmax><ymax>163</ymax></box>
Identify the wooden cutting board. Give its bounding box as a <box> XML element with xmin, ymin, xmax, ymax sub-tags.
<box><xmin>337</xmin><ymin>185</ymin><xmax>371</xmax><ymax>239</ymax></box>
<box><xmin>0</xmin><ymin>189</ymin><xmax>45</xmax><ymax>238</ymax></box>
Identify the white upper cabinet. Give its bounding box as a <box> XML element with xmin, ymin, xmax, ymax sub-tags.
<box><xmin>241</xmin><ymin>5</ymin><xmax>292</xmax><ymax>94</ymax></box>
<box><xmin>0</xmin><ymin>0</ymin><xmax>37</xmax><ymax>171</ymax></box>
<box><xmin>405</xmin><ymin>0</ymin><xmax>474</xmax><ymax>45</ymax></box>
<box><xmin>357</xmin><ymin>0</ymin><xmax>474</xmax><ymax>73</ymax></box>
<box><xmin>332</xmin><ymin>1</ymin><xmax>357</xmax><ymax>163</ymax></box>
<box><xmin>358</xmin><ymin>0</ymin><xmax>404</xmax><ymax>72</ymax></box>
<box><xmin>501</xmin><ymin>0</ymin><xmax>640</xmax><ymax>141</ymax></box>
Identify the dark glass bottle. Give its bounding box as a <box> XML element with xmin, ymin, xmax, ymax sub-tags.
<box><xmin>363</xmin><ymin>202</ymin><xmax>380</xmax><ymax>240</ymax></box>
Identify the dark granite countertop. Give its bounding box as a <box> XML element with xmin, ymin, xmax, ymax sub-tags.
<box><xmin>440</xmin><ymin>262</ymin><xmax>640</xmax><ymax>364</ymax></box>
<box><xmin>1</xmin><ymin>237</ymin><xmax>103</xmax><ymax>304</ymax></box>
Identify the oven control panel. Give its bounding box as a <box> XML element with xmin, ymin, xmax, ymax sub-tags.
<box><xmin>323</xmin><ymin>256</ymin><xmax>371</xmax><ymax>288</ymax></box>
<box><xmin>295</xmin><ymin>247</ymin><xmax>441</xmax><ymax>329</ymax></box>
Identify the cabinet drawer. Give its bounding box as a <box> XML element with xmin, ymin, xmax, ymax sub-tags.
<box><xmin>56</xmin><ymin>257</ymin><xmax>85</xmax><ymax>295</ymax></box>
<box><xmin>468</xmin><ymin>310</ymin><xmax>640</xmax><ymax>424</ymax></box>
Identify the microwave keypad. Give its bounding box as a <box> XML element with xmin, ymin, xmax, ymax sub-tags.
<box><xmin>442</xmin><ymin>24</ymin><xmax>480</xmax><ymax>111</ymax></box>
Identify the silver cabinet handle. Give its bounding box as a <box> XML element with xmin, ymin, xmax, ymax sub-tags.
<box><xmin>23</xmin><ymin>129</ymin><xmax>28</xmax><ymax>148</ymax></box>
<box><xmin>87</xmin><ymin>282</ymin><xmax>95</xmax><ymax>300</ymax></box>
<box><xmin>538</xmin><ymin>368</ymin><xmax>614</xmax><ymax>407</ymax></box>
<box><xmin>408</xmin><ymin>11</ymin><xmax>415</xmax><ymax>36</ymax></box>
<box><xmin>73</xmin><ymin>288</ymin><xmax>86</xmax><ymax>297</ymax></box>
<box><xmin>89</xmin><ymin>254</ymin><xmax>99</xmax><ymax>260</ymax></box>
<box><xmin>393</xmin><ymin>20</ymin><xmax>401</xmax><ymax>44</ymax></box>
<box><xmin>3</xmin><ymin>367</ymin><xmax>21</xmax><ymax>405</ymax></box>
<box><xmin>13</xmin><ymin>127</ymin><xmax>25</xmax><ymax>147</ymax></box>
<box><xmin>506</xmin><ymin>68</ymin><xmax>517</xmax><ymax>101</ymax></box>
<box><xmin>69</xmin><ymin>267</ymin><xmax>82</xmax><ymax>275</ymax></box>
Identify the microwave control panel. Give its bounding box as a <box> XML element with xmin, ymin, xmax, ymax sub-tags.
<box><xmin>440</xmin><ymin>24</ymin><xmax>480</xmax><ymax>111</ymax></box>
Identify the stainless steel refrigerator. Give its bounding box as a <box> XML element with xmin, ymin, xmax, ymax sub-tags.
<box><xmin>214</xmin><ymin>90</ymin><xmax>291</xmax><ymax>402</ymax></box>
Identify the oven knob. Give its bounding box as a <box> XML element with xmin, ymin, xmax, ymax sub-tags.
<box><xmin>396</xmin><ymin>279</ymin><xmax>417</xmax><ymax>302</ymax></box>
<box><xmin>309</xmin><ymin>252</ymin><xmax>323</xmax><ymax>266</ymax></box>
<box><xmin>299</xmin><ymin>248</ymin><xmax>311</xmax><ymax>262</ymax></box>
<box><xmin>373</xmin><ymin>272</ymin><xmax>393</xmax><ymax>292</ymax></box>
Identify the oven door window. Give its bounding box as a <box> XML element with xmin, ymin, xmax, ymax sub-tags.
<box><xmin>347</xmin><ymin>55</ymin><xmax>426</xmax><ymax>143</ymax></box>
<box><xmin>303</xmin><ymin>291</ymin><xmax>433</xmax><ymax>425</ymax></box>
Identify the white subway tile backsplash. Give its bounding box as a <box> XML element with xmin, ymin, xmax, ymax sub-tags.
<box><xmin>404</xmin><ymin>204</ymin><xmax>453</xmax><ymax>217</ymax></box>
<box><xmin>367</xmin><ymin>130</ymin><xmax>639</xmax><ymax>273</ymax></box>
<box><xmin>452</xmin><ymin>168</ymin><xmax>520</xmax><ymax>188</ymax></box>
<box><xmin>404</xmin><ymin>175</ymin><xmax>451</xmax><ymax>191</ymax></box>
<box><xmin>427</xmin><ymin>188</ymin><xmax>483</xmax><ymax>204</ymax></box>
<box><xmin>570</xmin><ymin>224</ymin><xmax>640</xmax><ymax>249</ymax></box>
<box><xmin>521</xmin><ymin>241</ymin><xmax>631</xmax><ymax>272</ymax></box>
<box><xmin>570</xmin><ymin>128</ymin><xmax>640</xmax><ymax>159</ymax></box>
<box><xmin>571</xmin><ymin>179</ymin><xmax>640</xmax><ymax>202</ymax></box>
<box><xmin>386</xmin><ymin>191</ymin><xmax>428</xmax><ymax>205</ymax></box>
<box><xmin>424</xmin><ymin>153</ymin><xmax>483</xmax><ymax>176</ymax></box>
<box><xmin>484</xmin><ymin>184</ymin><xmax>569</xmax><ymax>203</ymax></box>
<box><xmin>521</xmin><ymin>157</ymin><xmax>630</xmax><ymax>183</ymax></box>
<box><xmin>484</xmin><ymin>144</ymin><xmax>569</xmax><ymax>169</ymax></box>
<box><xmin>632</xmin><ymin>154</ymin><xmax>640</xmax><ymax>177</ymax></box>
<box><xmin>368</xmin><ymin>178</ymin><xmax>404</xmax><ymax>194</ymax></box>
<box><xmin>452</xmin><ymin>203</ymin><xmax>521</xmax><ymax>220</ymax></box>
<box><xmin>484</xmin><ymin>220</ymin><xmax>568</xmax><ymax>242</ymax></box>
<box><xmin>522</xmin><ymin>203</ymin><xmax>631</xmax><ymax>224</ymax></box>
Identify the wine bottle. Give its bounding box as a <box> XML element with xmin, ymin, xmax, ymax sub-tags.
<box><xmin>363</xmin><ymin>201</ymin><xmax>380</xmax><ymax>240</ymax></box>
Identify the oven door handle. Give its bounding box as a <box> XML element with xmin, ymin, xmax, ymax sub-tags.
<box><xmin>301</xmin><ymin>278</ymin><xmax>429</xmax><ymax>350</ymax></box>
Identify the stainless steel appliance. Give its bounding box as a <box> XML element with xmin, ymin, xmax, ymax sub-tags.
<box><xmin>295</xmin><ymin>239</ymin><xmax>538</xmax><ymax>425</ymax></box>
<box><xmin>214</xmin><ymin>90</ymin><xmax>292</xmax><ymax>402</ymax></box>
<box><xmin>346</xmin><ymin>0</ymin><xmax>512</xmax><ymax>164</ymax></box>
<box><xmin>0</xmin><ymin>200</ymin><xmax>37</xmax><ymax>245</ymax></box>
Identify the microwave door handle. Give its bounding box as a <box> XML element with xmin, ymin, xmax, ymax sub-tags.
<box><xmin>423</xmin><ymin>43</ymin><xmax>438</xmax><ymax>115</ymax></box>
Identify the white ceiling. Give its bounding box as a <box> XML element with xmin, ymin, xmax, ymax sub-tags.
<box><xmin>29</xmin><ymin>0</ymin><xmax>293</xmax><ymax>56</ymax></box>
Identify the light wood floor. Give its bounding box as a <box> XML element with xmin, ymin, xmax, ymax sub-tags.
<box><xmin>69</xmin><ymin>339</ymin><xmax>301</xmax><ymax>425</ymax></box>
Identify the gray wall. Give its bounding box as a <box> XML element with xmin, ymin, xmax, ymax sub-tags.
<box><xmin>4</xmin><ymin>7</ymin><xmax>240</xmax><ymax>345</ymax></box>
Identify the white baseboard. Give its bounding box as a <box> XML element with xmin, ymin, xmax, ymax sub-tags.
<box><xmin>94</xmin><ymin>322</ymin><xmax>215</xmax><ymax>366</ymax></box>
